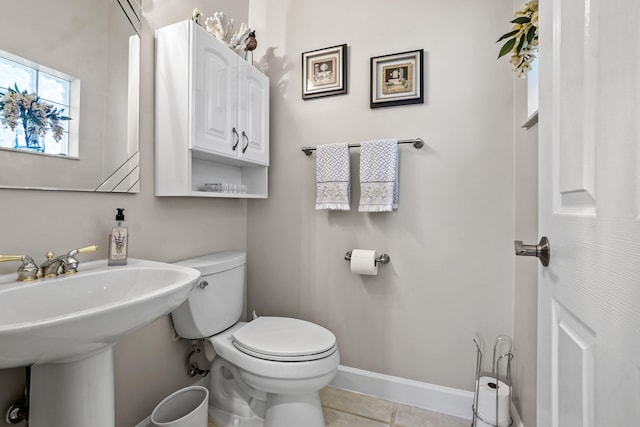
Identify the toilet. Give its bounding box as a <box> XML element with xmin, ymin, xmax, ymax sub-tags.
<box><xmin>171</xmin><ymin>252</ymin><xmax>340</xmax><ymax>427</ymax></box>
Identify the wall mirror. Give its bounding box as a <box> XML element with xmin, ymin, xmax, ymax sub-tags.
<box><xmin>0</xmin><ymin>0</ymin><xmax>141</xmax><ymax>192</ymax></box>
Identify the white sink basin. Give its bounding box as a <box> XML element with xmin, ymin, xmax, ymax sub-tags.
<box><xmin>0</xmin><ymin>258</ymin><xmax>201</xmax><ymax>427</ymax></box>
<box><xmin>0</xmin><ymin>258</ymin><xmax>201</xmax><ymax>368</ymax></box>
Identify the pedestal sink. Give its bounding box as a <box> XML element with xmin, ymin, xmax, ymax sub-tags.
<box><xmin>0</xmin><ymin>258</ymin><xmax>201</xmax><ymax>427</ymax></box>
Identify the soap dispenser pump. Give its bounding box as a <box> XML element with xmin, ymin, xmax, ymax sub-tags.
<box><xmin>108</xmin><ymin>208</ymin><xmax>128</xmax><ymax>266</ymax></box>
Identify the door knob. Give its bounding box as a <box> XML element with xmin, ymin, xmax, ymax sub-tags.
<box><xmin>514</xmin><ymin>236</ymin><xmax>550</xmax><ymax>267</ymax></box>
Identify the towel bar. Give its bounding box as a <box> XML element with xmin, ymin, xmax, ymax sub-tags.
<box><xmin>302</xmin><ymin>138</ymin><xmax>424</xmax><ymax>155</ymax></box>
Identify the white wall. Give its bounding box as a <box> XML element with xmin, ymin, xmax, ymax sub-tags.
<box><xmin>0</xmin><ymin>2</ymin><xmax>249</xmax><ymax>426</ymax></box>
<box><xmin>247</xmin><ymin>0</ymin><xmax>516</xmax><ymax>392</ymax></box>
<box><xmin>512</xmin><ymin>59</ymin><xmax>539</xmax><ymax>427</ymax></box>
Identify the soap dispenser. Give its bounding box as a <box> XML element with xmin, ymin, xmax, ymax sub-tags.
<box><xmin>108</xmin><ymin>208</ymin><xmax>128</xmax><ymax>266</ymax></box>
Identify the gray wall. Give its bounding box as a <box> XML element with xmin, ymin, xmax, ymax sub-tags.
<box><xmin>512</xmin><ymin>50</ymin><xmax>539</xmax><ymax>427</ymax></box>
<box><xmin>246</xmin><ymin>0</ymin><xmax>517</xmax><ymax>392</ymax></box>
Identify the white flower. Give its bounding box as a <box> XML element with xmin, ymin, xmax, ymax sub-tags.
<box><xmin>0</xmin><ymin>85</ymin><xmax>70</xmax><ymax>143</ymax></box>
<box><xmin>497</xmin><ymin>0</ymin><xmax>538</xmax><ymax>77</ymax></box>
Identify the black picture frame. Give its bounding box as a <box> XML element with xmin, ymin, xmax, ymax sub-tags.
<box><xmin>302</xmin><ymin>44</ymin><xmax>348</xmax><ymax>100</ymax></box>
<box><xmin>370</xmin><ymin>49</ymin><xmax>424</xmax><ymax>108</ymax></box>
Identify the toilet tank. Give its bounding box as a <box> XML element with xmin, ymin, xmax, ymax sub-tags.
<box><xmin>171</xmin><ymin>252</ymin><xmax>246</xmax><ymax>339</ymax></box>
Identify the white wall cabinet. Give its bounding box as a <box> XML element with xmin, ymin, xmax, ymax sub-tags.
<box><xmin>155</xmin><ymin>20</ymin><xmax>269</xmax><ymax>198</ymax></box>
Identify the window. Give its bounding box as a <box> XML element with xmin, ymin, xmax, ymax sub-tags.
<box><xmin>527</xmin><ymin>58</ymin><xmax>539</xmax><ymax>118</ymax></box>
<box><xmin>522</xmin><ymin>58</ymin><xmax>539</xmax><ymax>129</ymax></box>
<box><xmin>0</xmin><ymin>52</ymin><xmax>75</xmax><ymax>156</ymax></box>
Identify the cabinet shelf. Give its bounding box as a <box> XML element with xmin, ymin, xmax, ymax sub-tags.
<box><xmin>191</xmin><ymin>156</ymin><xmax>267</xmax><ymax>198</ymax></box>
<box><xmin>190</xmin><ymin>191</ymin><xmax>267</xmax><ymax>199</ymax></box>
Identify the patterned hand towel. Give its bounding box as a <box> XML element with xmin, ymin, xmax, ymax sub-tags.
<box><xmin>316</xmin><ymin>143</ymin><xmax>351</xmax><ymax>210</ymax></box>
<box><xmin>359</xmin><ymin>139</ymin><xmax>399</xmax><ymax>212</ymax></box>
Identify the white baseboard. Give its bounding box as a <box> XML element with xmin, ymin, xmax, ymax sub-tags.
<box><xmin>330</xmin><ymin>365</ymin><xmax>474</xmax><ymax>420</ymax></box>
<box><xmin>511</xmin><ymin>402</ymin><xmax>524</xmax><ymax>427</ymax></box>
<box><xmin>331</xmin><ymin>365</ymin><xmax>524</xmax><ymax>426</ymax></box>
<box><xmin>134</xmin><ymin>416</ymin><xmax>150</xmax><ymax>427</ymax></box>
<box><xmin>136</xmin><ymin>367</ymin><xmax>525</xmax><ymax>427</ymax></box>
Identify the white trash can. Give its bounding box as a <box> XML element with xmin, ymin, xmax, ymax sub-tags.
<box><xmin>151</xmin><ymin>385</ymin><xmax>209</xmax><ymax>427</ymax></box>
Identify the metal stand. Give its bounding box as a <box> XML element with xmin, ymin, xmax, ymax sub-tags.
<box><xmin>472</xmin><ymin>336</ymin><xmax>513</xmax><ymax>427</ymax></box>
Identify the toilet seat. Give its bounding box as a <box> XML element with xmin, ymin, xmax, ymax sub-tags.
<box><xmin>232</xmin><ymin>317</ymin><xmax>337</xmax><ymax>362</ymax></box>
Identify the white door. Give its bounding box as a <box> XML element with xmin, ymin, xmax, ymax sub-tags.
<box><xmin>538</xmin><ymin>0</ymin><xmax>640</xmax><ymax>425</ymax></box>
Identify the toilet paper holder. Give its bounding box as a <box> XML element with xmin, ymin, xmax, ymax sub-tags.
<box><xmin>344</xmin><ymin>251</ymin><xmax>390</xmax><ymax>265</ymax></box>
<box><xmin>472</xmin><ymin>336</ymin><xmax>513</xmax><ymax>427</ymax></box>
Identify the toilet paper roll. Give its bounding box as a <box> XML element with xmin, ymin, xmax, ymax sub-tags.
<box><xmin>475</xmin><ymin>376</ymin><xmax>510</xmax><ymax>427</ymax></box>
<box><xmin>350</xmin><ymin>249</ymin><xmax>378</xmax><ymax>275</ymax></box>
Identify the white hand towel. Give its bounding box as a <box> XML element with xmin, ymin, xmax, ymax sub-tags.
<box><xmin>316</xmin><ymin>143</ymin><xmax>351</xmax><ymax>210</ymax></box>
<box><xmin>358</xmin><ymin>139</ymin><xmax>399</xmax><ymax>212</ymax></box>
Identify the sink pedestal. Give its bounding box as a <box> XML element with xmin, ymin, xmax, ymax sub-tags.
<box><xmin>30</xmin><ymin>347</ymin><xmax>115</xmax><ymax>427</ymax></box>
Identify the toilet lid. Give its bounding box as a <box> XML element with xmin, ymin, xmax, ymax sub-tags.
<box><xmin>232</xmin><ymin>317</ymin><xmax>337</xmax><ymax>362</ymax></box>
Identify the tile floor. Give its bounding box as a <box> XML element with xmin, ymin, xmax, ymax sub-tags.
<box><xmin>208</xmin><ymin>386</ymin><xmax>470</xmax><ymax>427</ymax></box>
<box><xmin>320</xmin><ymin>386</ymin><xmax>469</xmax><ymax>427</ymax></box>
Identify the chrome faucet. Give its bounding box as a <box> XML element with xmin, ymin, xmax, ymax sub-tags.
<box><xmin>0</xmin><ymin>254</ymin><xmax>39</xmax><ymax>282</ymax></box>
<box><xmin>40</xmin><ymin>245</ymin><xmax>98</xmax><ymax>278</ymax></box>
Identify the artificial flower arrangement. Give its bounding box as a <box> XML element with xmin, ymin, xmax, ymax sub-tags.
<box><xmin>497</xmin><ymin>0</ymin><xmax>538</xmax><ymax>77</ymax></box>
<box><xmin>0</xmin><ymin>84</ymin><xmax>70</xmax><ymax>147</ymax></box>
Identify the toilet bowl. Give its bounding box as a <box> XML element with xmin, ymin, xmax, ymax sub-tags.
<box><xmin>208</xmin><ymin>321</ymin><xmax>339</xmax><ymax>427</ymax></box>
<box><xmin>172</xmin><ymin>252</ymin><xmax>339</xmax><ymax>427</ymax></box>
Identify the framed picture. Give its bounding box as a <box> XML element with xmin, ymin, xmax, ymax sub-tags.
<box><xmin>370</xmin><ymin>49</ymin><xmax>424</xmax><ymax>108</ymax></box>
<box><xmin>302</xmin><ymin>44</ymin><xmax>348</xmax><ymax>99</ymax></box>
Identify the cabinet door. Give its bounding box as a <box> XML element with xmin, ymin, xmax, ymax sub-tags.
<box><xmin>191</xmin><ymin>24</ymin><xmax>239</xmax><ymax>157</ymax></box>
<box><xmin>237</xmin><ymin>62</ymin><xmax>269</xmax><ymax>165</ymax></box>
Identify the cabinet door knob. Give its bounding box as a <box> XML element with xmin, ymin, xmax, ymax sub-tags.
<box><xmin>242</xmin><ymin>131</ymin><xmax>250</xmax><ymax>153</ymax></box>
<box><xmin>232</xmin><ymin>127</ymin><xmax>239</xmax><ymax>151</ymax></box>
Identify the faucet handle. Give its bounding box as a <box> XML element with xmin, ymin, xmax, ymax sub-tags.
<box><xmin>0</xmin><ymin>254</ymin><xmax>39</xmax><ymax>282</ymax></box>
<box><xmin>71</xmin><ymin>245</ymin><xmax>98</xmax><ymax>256</ymax></box>
<box><xmin>63</xmin><ymin>245</ymin><xmax>98</xmax><ymax>274</ymax></box>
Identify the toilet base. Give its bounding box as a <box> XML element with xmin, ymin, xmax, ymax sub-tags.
<box><xmin>208</xmin><ymin>391</ymin><xmax>325</xmax><ymax>427</ymax></box>
<box><xmin>209</xmin><ymin>405</ymin><xmax>263</xmax><ymax>427</ymax></box>
<box><xmin>264</xmin><ymin>392</ymin><xmax>324</xmax><ymax>427</ymax></box>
